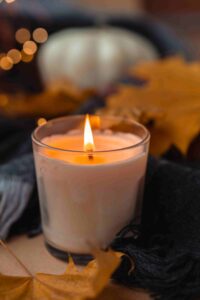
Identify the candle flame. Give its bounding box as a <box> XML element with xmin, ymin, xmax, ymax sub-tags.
<box><xmin>84</xmin><ymin>114</ymin><xmax>95</xmax><ymax>153</ymax></box>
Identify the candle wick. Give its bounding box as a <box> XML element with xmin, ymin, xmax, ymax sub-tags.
<box><xmin>88</xmin><ymin>152</ymin><xmax>94</xmax><ymax>160</ymax></box>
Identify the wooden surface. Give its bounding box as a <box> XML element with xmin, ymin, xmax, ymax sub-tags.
<box><xmin>0</xmin><ymin>235</ymin><xmax>150</xmax><ymax>300</ymax></box>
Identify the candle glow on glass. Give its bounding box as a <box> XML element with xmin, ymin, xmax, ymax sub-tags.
<box><xmin>33</xmin><ymin>115</ymin><xmax>149</xmax><ymax>254</ymax></box>
<box><xmin>37</xmin><ymin>117</ymin><xmax>47</xmax><ymax>127</ymax></box>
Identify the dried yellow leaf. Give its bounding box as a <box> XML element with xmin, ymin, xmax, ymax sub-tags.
<box><xmin>0</xmin><ymin>241</ymin><xmax>121</xmax><ymax>300</ymax></box>
<box><xmin>100</xmin><ymin>57</ymin><xmax>200</xmax><ymax>156</ymax></box>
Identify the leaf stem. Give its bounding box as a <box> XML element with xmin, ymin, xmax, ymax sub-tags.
<box><xmin>0</xmin><ymin>240</ymin><xmax>33</xmax><ymax>277</ymax></box>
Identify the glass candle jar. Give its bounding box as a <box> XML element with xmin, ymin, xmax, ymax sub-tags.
<box><xmin>32</xmin><ymin>115</ymin><xmax>150</xmax><ymax>262</ymax></box>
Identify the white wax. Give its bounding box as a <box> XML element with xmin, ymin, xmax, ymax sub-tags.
<box><xmin>34</xmin><ymin>130</ymin><xmax>147</xmax><ymax>253</ymax></box>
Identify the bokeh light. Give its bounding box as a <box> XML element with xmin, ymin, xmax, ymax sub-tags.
<box><xmin>23</xmin><ymin>41</ymin><xmax>37</xmax><ymax>55</ymax></box>
<box><xmin>33</xmin><ymin>28</ymin><xmax>48</xmax><ymax>43</ymax></box>
<box><xmin>37</xmin><ymin>118</ymin><xmax>47</xmax><ymax>126</ymax></box>
<box><xmin>7</xmin><ymin>49</ymin><xmax>21</xmax><ymax>64</ymax></box>
<box><xmin>21</xmin><ymin>50</ymin><xmax>34</xmax><ymax>63</ymax></box>
<box><xmin>5</xmin><ymin>0</ymin><xmax>15</xmax><ymax>3</ymax></box>
<box><xmin>15</xmin><ymin>28</ymin><xmax>31</xmax><ymax>44</ymax></box>
<box><xmin>0</xmin><ymin>95</ymin><xmax>8</xmax><ymax>107</ymax></box>
<box><xmin>0</xmin><ymin>56</ymin><xmax>13</xmax><ymax>70</ymax></box>
<box><xmin>0</xmin><ymin>53</ymin><xmax>5</xmax><ymax>60</ymax></box>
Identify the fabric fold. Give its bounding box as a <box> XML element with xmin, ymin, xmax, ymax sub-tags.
<box><xmin>0</xmin><ymin>154</ymin><xmax>35</xmax><ymax>239</ymax></box>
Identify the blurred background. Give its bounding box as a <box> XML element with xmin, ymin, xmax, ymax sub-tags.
<box><xmin>0</xmin><ymin>0</ymin><xmax>199</xmax><ymax>152</ymax></box>
<box><xmin>0</xmin><ymin>0</ymin><xmax>197</xmax><ymax>95</ymax></box>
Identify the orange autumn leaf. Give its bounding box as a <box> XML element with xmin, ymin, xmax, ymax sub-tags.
<box><xmin>99</xmin><ymin>57</ymin><xmax>200</xmax><ymax>156</ymax></box>
<box><xmin>0</xmin><ymin>241</ymin><xmax>121</xmax><ymax>300</ymax></box>
<box><xmin>0</xmin><ymin>84</ymin><xmax>94</xmax><ymax>118</ymax></box>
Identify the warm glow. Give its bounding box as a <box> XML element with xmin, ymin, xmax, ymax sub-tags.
<box><xmin>7</xmin><ymin>49</ymin><xmax>21</xmax><ymax>64</ymax></box>
<box><xmin>21</xmin><ymin>50</ymin><xmax>34</xmax><ymax>63</ymax></box>
<box><xmin>5</xmin><ymin>0</ymin><xmax>15</xmax><ymax>3</ymax></box>
<box><xmin>0</xmin><ymin>53</ymin><xmax>5</xmax><ymax>60</ymax></box>
<box><xmin>84</xmin><ymin>114</ymin><xmax>95</xmax><ymax>153</ymax></box>
<box><xmin>90</xmin><ymin>115</ymin><xmax>101</xmax><ymax>129</ymax></box>
<box><xmin>33</xmin><ymin>28</ymin><xmax>48</xmax><ymax>43</ymax></box>
<box><xmin>0</xmin><ymin>95</ymin><xmax>8</xmax><ymax>107</ymax></box>
<box><xmin>15</xmin><ymin>28</ymin><xmax>31</xmax><ymax>44</ymax></box>
<box><xmin>37</xmin><ymin>117</ymin><xmax>47</xmax><ymax>126</ymax></box>
<box><xmin>23</xmin><ymin>41</ymin><xmax>37</xmax><ymax>55</ymax></box>
<box><xmin>0</xmin><ymin>56</ymin><xmax>13</xmax><ymax>70</ymax></box>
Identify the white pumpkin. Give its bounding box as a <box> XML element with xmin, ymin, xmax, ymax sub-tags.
<box><xmin>38</xmin><ymin>27</ymin><xmax>158</xmax><ymax>90</ymax></box>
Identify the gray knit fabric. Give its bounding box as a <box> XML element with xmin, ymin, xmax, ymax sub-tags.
<box><xmin>0</xmin><ymin>154</ymin><xmax>35</xmax><ymax>239</ymax></box>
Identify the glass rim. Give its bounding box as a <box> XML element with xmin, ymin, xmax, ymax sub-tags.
<box><xmin>32</xmin><ymin>115</ymin><xmax>150</xmax><ymax>153</ymax></box>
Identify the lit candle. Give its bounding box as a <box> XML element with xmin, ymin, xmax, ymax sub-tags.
<box><xmin>32</xmin><ymin>115</ymin><xmax>150</xmax><ymax>256</ymax></box>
